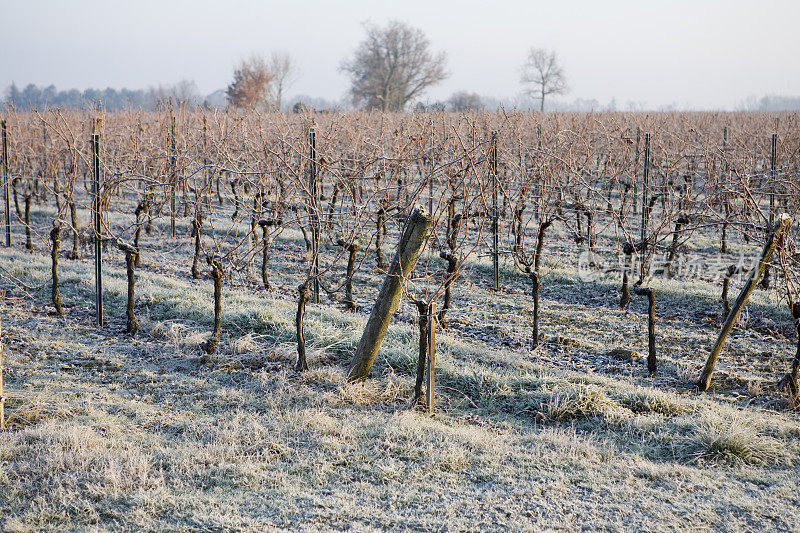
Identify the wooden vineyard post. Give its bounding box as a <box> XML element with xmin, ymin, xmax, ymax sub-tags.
<box><xmin>426</xmin><ymin>302</ymin><xmax>437</xmax><ymax>414</ymax></box>
<box><xmin>490</xmin><ymin>131</ymin><xmax>499</xmax><ymax>291</ymax></box>
<box><xmin>2</xmin><ymin>120</ymin><xmax>10</xmax><ymax>248</ymax></box>
<box><xmin>347</xmin><ymin>208</ymin><xmax>433</xmax><ymax>382</ymax></box>
<box><xmin>92</xmin><ymin>132</ymin><xmax>103</xmax><ymax>327</ymax></box>
<box><xmin>699</xmin><ymin>214</ymin><xmax>792</xmax><ymax>391</ymax></box>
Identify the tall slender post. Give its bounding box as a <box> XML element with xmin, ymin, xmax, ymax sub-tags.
<box><xmin>309</xmin><ymin>127</ymin><xmax>320</xmax><ymax>304</ymax></box>
<box><xmin>428</xmin><ymin>174</ymin><xmax>433</xmax><ymax>218</ymax></box>
<box><xmin>170</xmin><ymin>113</ymin><xmax>177</xmax><ymax>238</ymax></box>
<box><xmin>722</xmin><ymin>127</ymin><xmax>729</xmax><ymax>175</ymax></box>
<box><xmin>639</xmin><ymin>133</ymin><xmax>650</xmax><ymax>280</ymax></box>
<box><xmin>426</xmin><ymin>302</ymin><xmax>437</xmax><ymax>414</ymax></box>
<box><xmin>490</xmin><ymin>131</ymin><xmax>499</xmax><ymax>291</ymax></box>
<box><xmin>92</xmin><ymin>132</ymin><xmax>103</xmax><ymax>326</ymax></box>
<box><xmin>769</xmin><ymin>133</ymin><xmax>776</xmax><ymax>226</ymax></box>
<box><xmin>1</xmin><ymin>121</ymin><xmax>10</xmax><ymax>248</ymax></box>
<box><xmin>0</xmin><ymin>312</ymin><xmax>4</xmax><ymax>430</ymax></box>
<box><xmin>632</xmin><ymin>127</ymin><xmax>640</xmax><ymax>215</ymax></box>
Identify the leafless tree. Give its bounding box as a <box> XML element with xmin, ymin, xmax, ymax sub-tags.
<box><xmin>520</xmin><ymin>47</ymin><xmax>569</xmax><ymax>112</ymax></box>
<box><xmin>268</xmin><ymin>51</ymin><xmax>298</xmax><ymax>111</ymax></box>
<box><xmin>340</xmin><ymin>20</ymin><xmax>448</xmax><ymax>111</ymax></box>
<box><xmin>226</xmin><ymin>55</ymin><xmax>275</xmax><ymax>109</ymax></box>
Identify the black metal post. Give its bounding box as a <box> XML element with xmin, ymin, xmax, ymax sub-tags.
<box><xmin>309</xmin><ymin>127</ymin><xmax>320</xmax><ymax>304</ymax></box>
<box><xmin>640</xmin><ymin>133</ymin><xmax>650</xmax><ymax>280</ymax></box>
<box><xmin>770</xmin><ymin>133</ymin><xmax>776</xmax><ymax>225</ymax></box>
<box><xmin>1</xmin><ymin>121</ymin><xmax>10</xmax><ymax>247</ymax></box>
<box><xmin>170</xmin><ymin>114</ymin><xmax>177</xmax><ymax>238</ymax></box>
<box><xmin>633</xmin><ymin>127</ymin><xmax>640</xmax><ymax>216</ymax></box>
<box><xmin>92</xmin><ymin>133</ymin><xmax>103</xmax><ymax>326</ymax></box>
<box><xmin>491</xmin><ymin>131</ymin><xmax>499</xmax><ymax>291</ymax></box>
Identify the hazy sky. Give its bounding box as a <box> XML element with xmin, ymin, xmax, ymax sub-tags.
<box><xmin>2</xmin><ymin>0</ymin><xmax>799</xmax><ymax>109</ymax></box>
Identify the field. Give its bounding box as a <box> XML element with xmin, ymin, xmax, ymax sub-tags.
<box><xmin>1</xmin><ymin>110</ymin><xmax>800</xmax><ymax>531</ymax></box>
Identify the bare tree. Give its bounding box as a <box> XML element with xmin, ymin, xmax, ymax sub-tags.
<box><xmin>520</xmin><ymin>47</ymin><xmax>569</xmax><ymax>112</ymax></box>
<box><xmin>340</xmin><ymin>20</ymin><xmax>448</xmax><ymax>111</ymax></box>
<box><xmin>226</xmin><ymin>55</ymin><xmax>275</xmax><ymax>109</ymax></box>
<box><xmin>268</xmin><ymin>51</ymin><xmax>298</xmax><ymax>111</ymax></box>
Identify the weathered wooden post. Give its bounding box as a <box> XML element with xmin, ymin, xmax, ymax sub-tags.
<box><xmin>92</xmin><ymin>132</ymin><xmax>103</xmax><ymax>327</ymax></box>
<box><xmin>426</xmin><ymin>302</ymin><xmax>437</xmax><ymax>414</ymax></box>
<box><xmin>2</xmin><ymin>120</ymin><xmax>10</xmax><ymax>248</ymax></box>
<box><xmin>490</xmin><ymin>131</ymin><xmax>499</xmax><ymax>291</ymax></box>
<box><xmin>699</xmin><ymin>214</ymin><xmax>792</xmax><ymax>391</ymax></box>
<box><xmin>347</xmin><ymin>207</ymin><xmax>433</xmax><ymax>382</ymax></box>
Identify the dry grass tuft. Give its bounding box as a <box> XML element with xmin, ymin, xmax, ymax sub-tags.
<box><xmin>546</xmin><ymin>384</ymin><xmax>625</xmax><ymax>421</ymax></box>
<box><xmin>232</xmin><ymin>333</ymin><xmax>259</xmax><ymax>354</ymax></box>
<box><xmin>616</xmin><ymin>388</ymin><xmax>690</xmax><ymax>416</ymax></box>
<box><xmin>333</xmin><ymin>375</ymin><xmax>409</xmax><ymax>406</ymax></box>
<box><xmin>681</xmin><ymin>415</ymin><xmax>786</xmax><ymax>466</ymax></box>
<box><xmin>3</xmin><ymin>394</ymin><xmax>73</xmax><ymax>430</ymax></box>
<box><xmin>148</xmin><ymin>321</ymin><xmax>205</xmax><ymax>347</ymax></box>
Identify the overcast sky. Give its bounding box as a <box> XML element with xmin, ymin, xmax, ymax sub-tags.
<box><xmin>2</xmin><ymin>0</ymin><xmax>799</xmax><ymax>109</ymax></box>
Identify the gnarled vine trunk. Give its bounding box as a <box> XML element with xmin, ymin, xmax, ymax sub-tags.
<box><xmin>50</xmin><ymin>222</ymin><xmax>63</xmax><ymax>315</ymax></box>
<box><xmin>295</xmin><ymin>282</ymin><xmax>310</xmax><ymax>372</ymax></box>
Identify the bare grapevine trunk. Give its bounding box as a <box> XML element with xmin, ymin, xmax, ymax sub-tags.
<box><xmin>438</xmin><ymin>214</ymin><xmax>461</xmax><ymax>328</ymax></box>
<box><xmin>620</xmin><ymin>271</ymin><xmax>631</xmax><ymax>310</ymax></box>
<box><xmin>67</xmin><ymin>202</ymin><xmax>80</xmax><ymax>259</ymax></box>
<box><xmin>259</xmin><ymin>221</ymin><xmax>272</xmax><ymax>290</ymax></box>
<box><xmin>375</xmin><ymin>207</ymin><xmax>387</xmax><ymax>269</ymax></box>
<box><xmin>50</xmin><ymin>222</ymin><xmax>63</xmax><ymax>315</ymax></box>
<box><xmin>201</xmin><ymin>259</ymin><xmax>223</xmax><ymax>355</ymax></box>
<box><xmin>295</xmin><ymin>282</ymin><xmax>310</xmax><ymax>372</ymax></box>
<box><xmin>12</xmin><ymin>178</ymin><xmax>21</xmax><ymax>220</ymax></box>
<box><xmin>133</xmin><ymin>201</ymin><xmax>147</xmax><ymax>267</ymax></box>
<box><xmin>118</xmin><ymin>241</ymin><xmax>138</xmax><ymax>334</ymax></box>
<box><xmin>528</xmin><ymin>220</ymin><xmax>552</xmax><ymax>348</ymax></box>
<box><xmin>412</xmin><ymin>300</ymin><xmax>430</xmax><ymax>406</ymax></box>
<box><xmin>779</xmin><ymin>303</ymin><xmax>800</xmax><ymax>398</ymax></box>
<box><xmin>191</xmin><ymin>214</ymin><xmax>203</xmax><ymax>279</ymax></box>
<box><xmin>337</xmin><ymin>239</ymin><xmax>358</xmax><ymax>311</ymax></box>
<box><xmin>665</xmin><ymin>215</ymin><xmax>686</xmax><ymax>278</ymax></box>
<box><xmin>634</xmin><ymin>286</ymin><xmax>657</xmax><ymax>375</ymax></box>
<box><xmin>24</xmin><ymin>194</ymin><xmax>32</xmax><ymax>250</ymax></box>
<box><xmin>230</xmin><ymin>180</ymin><xmax>239</xmax><ymax>220</ymax></box>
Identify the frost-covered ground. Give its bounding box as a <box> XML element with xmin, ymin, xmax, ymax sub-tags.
<box><xmin>1</xmin><ymin>200</ymin><xmax>799</xmax><ymax>531</ymax></box>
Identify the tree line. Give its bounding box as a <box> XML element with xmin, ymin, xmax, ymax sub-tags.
<box><xmin>4</xmin><ymin>20</ymin><xmax>570</xmax><ymax>114</ymax></box>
